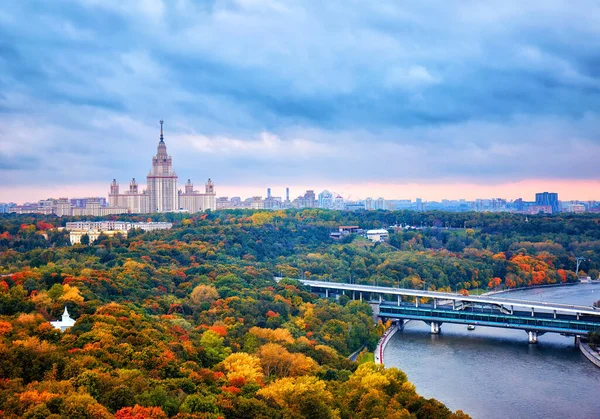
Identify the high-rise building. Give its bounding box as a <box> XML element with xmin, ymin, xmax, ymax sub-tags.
<box><xmin>109</xmin><ymin>120</ymin><xmax>216</xmax><ymax>213</ymax></box>
<box><xmin>535</xmin><ymin>192</ymin><xmax>559</xmax><ymax>214</ymax></box>
<box><xmin>318</xmin><ymin>190</ymin><xmax>333</xmax><ymax>209</ymax></box>
<box><xmin>303</xmin><ymin>190</ymin><xmax>316</xmax><ymax>208</ymax></box>
<box><xmin>147</xmin><ymin>120</ymin><xmax>178</xmax><ymax>213</ymax></box>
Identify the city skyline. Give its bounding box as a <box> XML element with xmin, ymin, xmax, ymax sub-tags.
<box><xmin>2</xmin><ymin>2</ymin><xmax>600</xmax><ymax>202</ymax></box>
<box><xmin>2</xmin><ymin>179</ymin><xmax>600</xmax><ymax>205</ymax></box>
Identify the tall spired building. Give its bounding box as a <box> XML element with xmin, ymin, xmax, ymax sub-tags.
<box><xmin>109</xmin><ymin>120</ymin><xmax>216</xmax><ymax>213</ymax></box>
<box><xmin>147</xmin><ymin>120</ymin><xmax>178</xmax><ymax>212</ymax></box>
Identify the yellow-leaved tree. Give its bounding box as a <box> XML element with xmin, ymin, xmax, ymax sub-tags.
<box><xmin>258</xmin><ymin>375</ymin><xmax>338</xmax><ymax>419</ymax></box>
<box><xmin>221</xmin><ymin>352</ymin><xmax>264</xmax><ymax>384</ymax></box>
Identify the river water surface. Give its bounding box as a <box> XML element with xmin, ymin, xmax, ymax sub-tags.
<box><xmin>383</xmin><ymin>284</ymin><xmax>600</xmax><ymax>419</ymax></box>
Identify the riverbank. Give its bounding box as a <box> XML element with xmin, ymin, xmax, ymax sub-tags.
<box><xmin>375</xmin><ymin>321</ymin><xmax>402</xmax><ymax>365</ymax></box>
<box><xmin>579</xmin><ymin>342</ymin><xmax>600</xmax><ymax>368</ymax></box>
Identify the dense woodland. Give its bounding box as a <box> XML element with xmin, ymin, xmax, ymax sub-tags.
<box><xmin>1</xmin><ymin>209</ymin><xmax>599</xmax><ymax>418</ymax></box>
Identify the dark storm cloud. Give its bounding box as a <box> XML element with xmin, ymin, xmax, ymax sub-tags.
<box><xmin>1</xmin><ymin>0</ymin><xmax>600</xmax><ymax>188</ymax></box>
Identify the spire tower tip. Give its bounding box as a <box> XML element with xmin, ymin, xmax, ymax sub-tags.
<box><xmin>159</xmin><ymin>119</ymin><xmax>164</xmax><ymax>141</ymax></box>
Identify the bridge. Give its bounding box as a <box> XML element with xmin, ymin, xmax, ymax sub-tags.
<box><xmin>289</xmin><ymin>279</ymin><xmax>600</xmax><ymax>343</ymax></box>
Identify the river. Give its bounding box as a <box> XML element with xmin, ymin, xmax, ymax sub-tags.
<box><xmin>383</xmin><ymin>284</ymin><xmax>600</xmax><ymax>419</ymax></box>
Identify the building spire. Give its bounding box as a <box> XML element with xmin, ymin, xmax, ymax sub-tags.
<box><xmin>159</xmin><ymin>119</ymin><xmax>164</xmax><ymax>142</ymax></box>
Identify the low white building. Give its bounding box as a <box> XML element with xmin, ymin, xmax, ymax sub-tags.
<box><xmin>366</xmin><ymin>229</ymin><xmax>389</xmax><ymax>242</ymax></box>
<box><xmin>50</xmin><ymin>307</ymin><xmax>76</xmax><ymax>332</ymax></box>
<box><xmin>70</xmin><ymin>229</ymin><xmax>128</xmax><ymax>245</ymax></box>
<box><xmin>67</xmin><ymin>221</ymin><xmax>173</xmax><ymax>244</ymax></box>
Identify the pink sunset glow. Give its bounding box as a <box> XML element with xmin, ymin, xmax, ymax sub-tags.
<box><xmin>2</xmin><ymin>179</ymin><xmax>598</xmax><ymax>205</ymax></box>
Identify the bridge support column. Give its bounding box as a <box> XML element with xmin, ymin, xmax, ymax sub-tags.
<box><xmin>430</xmin><ymin>322</ymin><xmax>441</xmax><ymax>334</ymax></box>
<box><xmin>379</xmin><ymin>294</ymin><xmax>382</xmax><ymax>303</ymax></box>
<box><xmin>434</xmin><ymin>298</ymin><xmax>437</xmax><ymax>309</ymax></box>
<box><xmin>360</xmin><ymin>292</ymin><xmax>363</xmax><ymax>302</ymax></box>
<box><xmin>325</xmin><ymin>289</ymin><xmax>329</xmax><ymax>298</ymax></box>
<box><xmin>528</xmin><ymin>331</ymin><xmax>538</xmax><ymax>344</ymax></box>
<box><xmin>397</xmin><ymin>295</ymin><xmax>401</xmax><ymax>306</ymax></box>
<box><xmin>575</xmin><ymin>335</ymin><xmax>581</xmax><ymax>347</ymax></box>
<box><xmin>398</xmin><ymin>320</ymin><xmax>405</xmax><ymax>330</ymax></box>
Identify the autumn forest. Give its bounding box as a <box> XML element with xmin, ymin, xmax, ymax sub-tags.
<box><xmin>1</xmin><ymin>209</ymin><xmax>599</xmax><ymax>418</ymax></box>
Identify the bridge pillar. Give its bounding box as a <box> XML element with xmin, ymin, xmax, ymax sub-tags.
<box><xmin>575</xmin><ymin>335</ymin><xmax>581</xmax><ymax>347</ymax></box>
<box><xmin>553</xmin><ymin>310</ymin><xmax>556</xmax><ymax>319</ymax></box>
<box><xmin>325</xmin><ymin>289</ymin><xmax>329</xmax><ymax>298</ymax></box>
<box><xmin>531</xmin><ymin>307</ymin><xmax>535</xmax><ymax>317</ymax></box>
<box><xmin>379</xmin><ymin>294</ymin><xmax>382</xmax><ymax>303</ymax></box>
<box><xmin>434</xmin><ymin>298</ymin><xmax>437</xmax><ymax>309</ymax></box>
<box><xmin>360</xmin><ymin>292</ymin><xmax>363</xmax><ymax>302</ymax></box>
<box><xmin>397</xmin><ymin>319</ymin><xmax>405</xmax><ymax>330</ymax></box>
<box><xmin>430</xmin><ymin>322</ymin><xmax>441</xmax><ymax>334</ymax></box>
<box><xmin>528</xmin><ymin>331</ymin><xmax>538</xmax><ymax>344</ymax></box>
<box><xmin>397</xmin><ymin>295</ymin><xmax>401</xmax><ymax>306</ymax></box>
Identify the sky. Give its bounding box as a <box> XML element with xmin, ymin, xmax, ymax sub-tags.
<box><xmin>1</xmin><ymin>0</ymin><xmax>600</xmax><ymax>203</ymax></box>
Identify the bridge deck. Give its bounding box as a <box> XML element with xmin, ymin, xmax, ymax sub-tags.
<box><xmin>298</xmin><ymin>279</ymin><xmax>600</xmax><ymax>317</ymax></box>
<box><xmin>379</xmin><ymin>303</ymin><xmax>600</xmax><ymax>335</ymax></box>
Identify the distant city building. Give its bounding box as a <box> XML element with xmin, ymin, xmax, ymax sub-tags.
<box><xmin>374</xmin><ymin>197</ymin><xmax>386</xmax><ymax>210</ymax></box>
<box><xmin>216</xmin><ymin>197</ymin><xmax>231</xmax><ymax>209</ymax></box>
<box><xmin>365</xmin><ymin>229</ymin><xmax>389</xmax><ymax>242</ymax></box>
<box><xmin>567</xmin><ymin>203</ymin><xmax>586</xmax><ymax>213</ymax></box>
<box><xmin>66</xmin><ymin>221</ymin><xmax>172</xmax><ymax>232</ymax></box>
<box><xmin>67</xmin><ymin>221</ymin><xmax>172</xmax><ymax>245</ymax></box>
<box><xmin>318</xmin><ymin>190</ymin><xmax>333</xmax><ymax>209</ymax></box>
<box><xmin>527</xmin><ymin>205</ymin><xmax>553</xmax><ymax>215</ymax></box>
<box><xmin>109</xmin><ymin>121</ymin><xmax>215</xmax><ymax>214</ymax></box>
<box><xmin>535</xmin><ymin>192</ymin><xmax>559</xmax><ymax>214</ymax></box>
<box><xmin>0</xmin><ymin>202</ymin><xmax>16</xmax><ymax>213</ymax></box>
<box><xmin>333</xmin><ymin>195</ymin><xmax>345</xmax><ymax>210</ymax></box>
<box><xmin>304</xmin><ymin>190</ymin><xmax>316</xmax><ymax>208</ymax></box>
<box><xmin>179</xmin><ymin>179</ymin><xmax>216</xmax><ymax>213</ymax></box>
<box><xmin>11</xmin><ymin>197</ymin><xmax>128</xmax><ymax>216</ymax></box>
<box><xmin>416</xmin><ymin>198</ymin><xmax>424</xmax><ymax>211</ymax></box>
<box><xmin>344</xmin><ymin>202</ymin><xmax>365</xmax><ymax>211</ymax></box>
<box><xmin>70</xmin><ymin>197</ymin><xmax>107</xmax><ymax>208</ymax></box>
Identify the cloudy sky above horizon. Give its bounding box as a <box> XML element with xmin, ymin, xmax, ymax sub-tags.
<box><xmin>1</xmin><ymin>0</ymin><xmax>600</xmax><ymax>203</ymax></box>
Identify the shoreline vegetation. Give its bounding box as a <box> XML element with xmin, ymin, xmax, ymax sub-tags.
<box><xmin>1</xmin><ymin>209</ymin><xmax>599</xmax><ymax>418</ymax></box>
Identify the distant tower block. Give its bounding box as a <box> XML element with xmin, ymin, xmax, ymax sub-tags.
<box><xmin>267</xmin><ymin>188</ymin><xmax>272</xmax><ymax>199</ymax></box>
<box><xmin>205</xmin><ymin>178</ymin><xmax>214</xmax><ymax>194</ymax></box>
<box><xmin>110</xmin><ymin>179</ymin><xmax>119</xmax><ymax>195</ymax></box>
<box><xmin>185</xmin><ymin>179</ymin><xmax>194</xmax><ymax>194</ymax></box>
<box><xmin>286</xmin><ymin>187</ymin><xmax>290</xmax><ymax>202</ymax></box>
<box><xmin>129</xmin><ymin>178</ymin><xmax>139</xmax><ymax>194</ymax></box>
